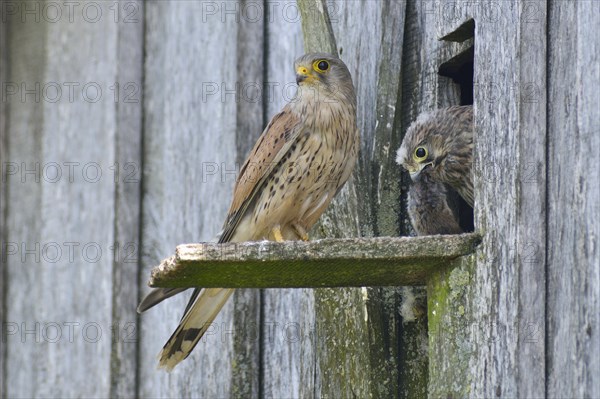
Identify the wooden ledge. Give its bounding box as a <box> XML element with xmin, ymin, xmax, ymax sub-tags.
<box><xmin>148</xmin><ymin>233</ymin><xmax>481</xmax><ymax>288</ymax></box>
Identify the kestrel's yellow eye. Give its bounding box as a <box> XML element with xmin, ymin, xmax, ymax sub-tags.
<box><xmin>414</xmin><ymin>147</ymin><xmax>428</xmax><ymax>161</ymax></box>
<box><xmin>313</xmin><ymin>60</ymin><xmax>329</xmax><ymax>73</ymax></box>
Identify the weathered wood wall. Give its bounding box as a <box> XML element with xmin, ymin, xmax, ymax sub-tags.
<box><xmin>427</xmin><ymin>1</ymin><xmax>598</xmax><ymax>398</ymax></box>
<box><xmin>547</xmin><ymin>1</ymin><xmax>599</xmax><ymax>397</ymax></box>
<box><xmin>139</xmin><ymin>2</ymin><xmax>239</xmax><ymax>396</ymax></box>
<box><xmin>472</xmin><ymin>2</ymin><xmax>547</xmax><ymax>397</ymax></box>
<box><xmin>1</xmin><ymin>1</ymin><xmax>598</xmax><ymax>398</ymax></box>
<box><xmin>0</xmin><ymin>9</ymin><xmax>7</xmax><ymax>397</ymax></box>
<box><xmin>1</xmin><ymin>1</ymin><xmax>143</xmax><ymax>397</ymax></box>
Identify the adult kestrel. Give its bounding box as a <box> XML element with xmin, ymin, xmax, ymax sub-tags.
<box><xmin>396</xmin><ymin>105</ymin><xmax>474</xmax><ymax>207</ymax></box>
<box><xmin>138</xmin><ymin>53</ymin><xmax>359</xmax><ymax>371</ymax></box>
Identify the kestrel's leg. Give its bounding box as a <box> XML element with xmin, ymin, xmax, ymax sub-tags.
<box><xmin>271</xmin><ymin>225</ymin><xmax>284</xmax><ymax>242</ymax></box>
<box><xmin>292</xmin><ymin>223</ymin><xmax>310</xmax><ymax>241</ymax></box>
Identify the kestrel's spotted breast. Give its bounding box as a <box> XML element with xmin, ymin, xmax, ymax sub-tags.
<box><xmin>138</xmin><ymin>52</ymin><xmax>359</xmax><ymax>371</ymax></box>
<box><xmin>222</xmin><ymin>53</ymin><xmax>358</xmax><ymax>243</ymax></box>
<box><xmin>231</xmin><ymin>95</ymin><xmax>358</xmax><ymax>242</ymax></box>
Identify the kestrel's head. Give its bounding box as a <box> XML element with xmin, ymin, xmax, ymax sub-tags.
<box><xmin>294</xmin><ymin>53</ymin><xmax>355</xmax><ymax>102</ymax></box>
<box><xmin>396</xmin><ymin>106</ymin><xmax>473</xmax><ymax>184</ymax></box>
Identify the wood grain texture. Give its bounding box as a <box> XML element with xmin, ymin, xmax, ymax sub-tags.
<box><xmin>0</xmin><ymin>14</ymin><xmax>7</xmax><ymax>399</ymax></box>
<box><xmin>230</xmin><ymin>1</ymin><xmax>264</xmax><ymax>396</ymax></box>
<box><xmin>472</xmin><ymin>2</ymin><xmax>547</xmax><ymax>397</ymax></box>
<box><xmin>547</xmin><ymin>1</ymin><xmax>600</xmax><ymax>397</ymax></box>
<box><xmin>3</xmin><ymin>4</ymin><xmax>123</xmax><ymax>396</ymax></box>
<box><xmin>109</xmin><ymin>2</ymin><xmax>144</xmax><ymax>397</ymax></box>
<box><xmin>3</xmin><ymin>18</ymin><xmax>49</xmax><ymax>398</ymax></box>
<box><xmin>298</xmin><ymin>0</ymin><xmax>337</xmax><ymax>55</ymax></box>
<box><xmin>138</xmin><ymin>2</ymin><xmax>238</xmax><ymax>396</ymax></box>
<box><xmin>427</xmin><ymin>254</ymin><xmax>476</xmax><ymax>398</ymax></box>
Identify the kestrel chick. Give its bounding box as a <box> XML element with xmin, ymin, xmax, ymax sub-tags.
<box><xmin>138</xmin><ymin>53</ymin><xmax>359</xmax><ymax>371</ymax></box>
<box><xmin>396</xmin><ymin>105</ymin><xmax>473</xmax><ymax>206</ymax></box>
<box><xmin>407</xmin><ymin>175</ymin><xmax>463</xmax><ymax>235</ymax></box>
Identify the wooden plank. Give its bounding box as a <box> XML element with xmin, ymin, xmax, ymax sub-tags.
<box><xmin>0</xmin><ymin>14</ymin><xmax>7</xmax><ymax>399</ymax></box>
<box><xmin>3</xmin><ymin>4</ymin><xmax>122</xmax><ymax>396</ymax></box>
<box><xmin>470</xmin><ymin>2</ymin><xmax>547</xmax><ymax>397</ymax></box>
<box><xmin>109</xmin><ymin>2</ymin><xmax>144</xmax><ymax>397</ymax></box>
<box><xmin>2</xmin><ymin>17</ymin><xmax>47</xmax><ymax>392</ymax></box>
<box><xmin>138</xmin><ymin>1</ymin><xmax>239</xmax><ymax>397</ymax></box>
<box><xmin>230</xmin><ymin>1</ymin><xmax>264</xmax><ymax>396</ymax></box>
<box><xmin>547</xmin><ymin>1</ymin><xmax>600</xmax><ymax>397</ymax></box>
<box><xmin>513</xmin><ymin>2</ymin><xmax>547</xmax><ymax>396</ymax></box>
<box><xmin>298</xmin><ymin>0</ymin><xmax>337</xmax><ymax>54</ymax></box>
<box><xmin>260</xmin><ymin>3</ymin><xmax>310</xmax><ymax>397</ymax></box>
<box><xmin>427</xmin><ymin>255</ymin><xmax>476</xmax><ymax>398</ymax></box>
<box><xmin>148</xmin><ymin>234</ymin><xmax>481</xmax><ymax>288</ymax></box>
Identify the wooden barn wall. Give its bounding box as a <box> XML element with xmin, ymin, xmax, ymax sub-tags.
<box><xmin>0</xmin><ymin>11</ymin><xmax>7</xmax><ymax>398</ymax></box>
<box><xmin>139</xmin><ymin>2</ymin><xmax>240</xmax><ymax>397</ymax></box>
<box><xmin>1</xmin><ymin>1</ymin><xmax>598</xmax><ymax>398</ymax></box>
<box><xmin>472</xmin><ymin>1</ymin><xmax>547</xmax><ymax>398</ymax></box>
<box><xmin>1</xmin><ymin>1</ymin><xmax>143</xmax><ymax>397</ymax></box>
<box><xmin>547</xmin><ymin>1</ymin><xmax>599</xmax><ymax>397</ymax></box>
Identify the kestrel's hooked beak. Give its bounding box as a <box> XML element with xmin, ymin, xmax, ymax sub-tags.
<box><xmin>296</xmin><ymin>66</ymin><xmax>310</xmax><ymax>85</ymax></box>
<box><xmin>409</xmin><ymin>162</ymin><xmax>433</xmax><ymax>182</ymax></box>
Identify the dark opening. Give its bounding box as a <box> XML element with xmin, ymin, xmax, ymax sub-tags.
<box><xmin>438</xmin><ymin>19</ymin><xmax>475</xmax><ymax>106</ymax></box>
<box><xmin>438</xmin><ymin>19</ymin><xmax>475</xmax><ymax>232</ymax></box>
<box><xmin>438</xmin><ymin>47</ymin><xmax>474</xmax><ymax>105</ymax></box>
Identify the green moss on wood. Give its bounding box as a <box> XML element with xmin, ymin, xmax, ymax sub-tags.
<box><xmin>427</xmin><ymin>254</ymin><xmax>477</xmax><ymax>398</ymax></box>
<box><xmin>297</xmin><ymin>0</ymin><xmax>338</xmax><ymax>55</ymax></box>
<box><xmin>148</xmin><ymin>234</ymin><xmax>481</xmax><ymax>288</ymax></box>
<box><xmin>314</xmin><ymin>288</ymin><xmax>372</xmax><ymax>397</ymax></box>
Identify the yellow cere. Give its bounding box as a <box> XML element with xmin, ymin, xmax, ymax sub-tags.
<box><xmin>296</xmin><ymin>66</ymin><xmax>309</xmax><ymax>76</ymax></box>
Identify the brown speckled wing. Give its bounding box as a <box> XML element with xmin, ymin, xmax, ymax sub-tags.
<box><xmin>219</xmin><ymin>105</ymin><xmax>302</xmax><ymax>243</ymax></box>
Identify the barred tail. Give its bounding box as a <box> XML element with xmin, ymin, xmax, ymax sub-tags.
<box><xmin>158</xmin><ymin>288</ymin><xmax>234</xmax><ymax>371</ymax></box>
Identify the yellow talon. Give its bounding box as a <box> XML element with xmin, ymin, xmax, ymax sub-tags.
<box><xmin>292</xmin><ymin>223</ymin><xmax>310</xmax><ymax>241</ymax></box>
<box><xmin>272</xmin><ymin>226</ymin><xmax>284</xmax><ymax>242</ymax></box>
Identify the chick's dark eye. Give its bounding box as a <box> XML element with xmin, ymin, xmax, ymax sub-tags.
<box><xmin>415</xmin><ymin>147</ymin><xmax>427</xmax><ymax>158</ymax></box>
<box><xmin>318</xmin><ymin>61</ymin><xmax>329</xmax><ymax>71</ymax></box>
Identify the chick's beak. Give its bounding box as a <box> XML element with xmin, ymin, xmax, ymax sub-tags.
<box><xmin>409</xmin><ymin>162</ymin><xmax>433</xmax><ymax>182</ymax></box>
<box><xmin>296</xmin><ymin>66</ymin><xmax>309</xmax><ymax>85</ymax></box>
<box><xmin>409</xmin><ymin>170</ymin><xmax>422</xmax><ymax>182</ymax></box>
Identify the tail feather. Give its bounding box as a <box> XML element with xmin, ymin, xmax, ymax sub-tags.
<box><xmin>158</xmin><ymin>288</ymin><xmax>234</xmax><ymax>371</ymax></box>
<box><xmin>137</xmin><ymin>288</ymin><xmax>189</xmax><ymax>313</ymax></box>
